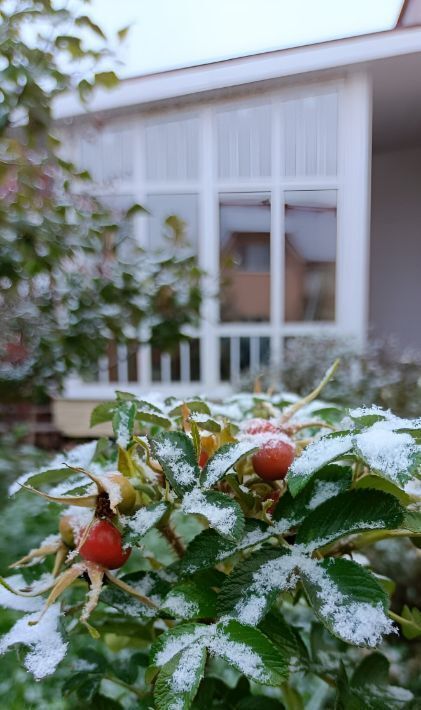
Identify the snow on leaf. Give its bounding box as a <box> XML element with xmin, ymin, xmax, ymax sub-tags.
<box><xmin>209</xmin><ymin>620</ymin><xmax>288</xmax><ymax>685</ymax></box>
<box><xmin>219</xmin><ymin>548</ymin><xmax>395</xmax><ymax>647</ymax></box>
<box><xmin>122</xmin><ymin>502</ymin><xmax>168</xmax><ymax>543</ymax></box>
<box><xmin>0</xmin><ymin>604</ymin><xmax>68</xmax><ymax>679</ymax></box>
<box><xmin>287</xmin><ymin>434</ymin><xmax>353</xmax><ymax>497</ymax></box>
<box><xmin>154</xmin><ymin>642</ymin><xmax>207</xmax><ymax>710</ymax></box>
<box><xmin>296</xmin><ymin>489</ymin><xmax>404</xmax><ymax>552</ymax></box>
<box><xmin>149</xmin><ymin>432</ymin><xmax>199</xmax><ymax>497</ymax></box>
<box><xmin>0</xmin><ymin>575</ymin><xmax>43</xmax><ymax>613</ymax></box>
<box><xmin>150</xmin><ymin>624</ymin><xmax>211</xmax><ymax>669</ymax></box>
<box><xmin>354</xmin><ymin>428</ymin><xmax>418</xmax><ymax>485</ymax></box>
<box><xmin>200</xmin><ymin>441</ymin><xmax>258</xmax><ymax>488</ymax></box>
<box><xmin>113</xmin><ymin>400</ymin><xmax>136</xmax><ymax>449</ymax></box>
<box><xmin>181</xmin><ymin>488</ymin><xmax>244</xmax><ymax>541</ymax></box>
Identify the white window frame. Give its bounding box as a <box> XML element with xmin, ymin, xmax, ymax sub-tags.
<box><xmin>62</xmin><ymin>71</ymin><xmax>372</xmax><ymax>398</ymax></box>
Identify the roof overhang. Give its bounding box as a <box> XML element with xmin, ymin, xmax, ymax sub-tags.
<box><xmin>54</xmin><ymin>26</ymin><xmax>421</xmax><ymax>120</ymax></box>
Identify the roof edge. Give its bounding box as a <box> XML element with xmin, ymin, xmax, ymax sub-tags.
<box><xmin>54</xmin><ymin>25</ymin><xmax>421</xmax><ymax>121</ymax></box>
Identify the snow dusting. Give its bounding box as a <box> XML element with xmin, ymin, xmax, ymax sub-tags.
<box><xmin>154</xmin><ymin>439</ymin><xmax>198</xmax><ymax>488</ymax></box>
<box><xmin>0</xmin><ymin>576</ymin><xmax>43</xmax><ymax>613</ymax></box>
<box><xmin>170</xmin><ymin>642</ymin><xmax>205</xmax><ymax>693</ymax></box>
<box><xmin>154</xmin><ymin>626</ymin><xmax>210</xmax><ymax>667</ymax></box>
<box><xmin>289</xmin><ymin>435</ymin><xmax>353</xmax><ymax>479</ymax></box>
<box><xmin>208</xmin><ymin>628</ymin><xmax>269</xmax><ymax>683</ymax></box>
<box><xmin>0</xmin><ymin>604</ymin><xmax>68</xmax><ymax>679</ymax></box>
<box><xmin>232</xmin><ymin>549</ymin><xmax>395</xmax><ymax>646</ymax></box>
<box><xmin>163</xmin><ymin>592</ymin><xmax>199</xmax><ymax>619</ymax></box>
<box><xmin>122</xmin><ymin>502</ymin><xmax>167</xmax><ymax>538</ymax></box>
<box><xmin>354</xmin><ymin>428</ymin><xmax>417</xmax><ymax>482</ymax></box>
<box><xmin>202</xmin><ymin>440</ymin><xmax>257</xmax><ymax>487</ymax></box>
<box><xmin>307</xmin><ymin>480</ymin><xmax>346</xmax><ymax>510</ymax></box>
<box><xmin>182</xmin><ymin>488</ymin><xmax>237</xmax><ymax>536</ymax></box>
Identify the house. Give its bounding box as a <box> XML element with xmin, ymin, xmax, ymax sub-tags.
<box><xmin>53</xmin><ymin>0</ymin><xmax>421</xmax><ymax>436</ymax></box>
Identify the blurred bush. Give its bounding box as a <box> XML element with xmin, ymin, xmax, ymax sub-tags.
<box><xmin>241</xmin><ymin>336</ymin><xmax>421</xmax><ymax>418</ymax></box>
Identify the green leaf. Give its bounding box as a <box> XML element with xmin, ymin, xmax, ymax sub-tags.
<box><xmin>300</xmin><ymin>557</ymin><xmax>393</xmax><ymax>647</ymax></box>
<box><xmin>212</xmin><ymin>620</ymin><xmax>289</xmax><ymax>685</ymax></box>
<box><xmin>200</xmin><ymin>441</ymin><xmax>258</xmax><ymax>488</ymax></box>
<box><xmin>112</xmin><ymin>652</ymin><xmax>148</xmax><ymax>684</ymax></box>
<box><xmin>354</xmin><ymin>474</ymin><xmax>413</xmax><ymax>505</ymax></box>
<box><xmin>218</xmin><ymin>548</ymin><xmax>288</xmax><ymax>623</ymax></box>
<box><xmin>258</xmin><ymin>609</ymin><xmax>310</xmax><ymax>671</ymax></box>
<box><xmin>112</xmin><ymin>400</ymin><xmax>136</xmax><ymax>449</ymax></box>
<box><xmin>189</xmin><ymin>413</ymin><xmax>221</xmax><ymax>433</ymax></box>
<box><xmin>150</xmin><ymin>623</ymin><xmax>210</xmax><ymax>669</ymax></box>
<box><xmin>149</xmin><ymin>432</ymin><xmax>200</xmax><ymax>497</ymax></box>
<box><xmin>75</xmin><ymin>15</ymin><xmax>106</xmax><ymax>39</ymax></box>
<box><xmin>13</xmin><ymin>467</ymin><xmax>78</xmax><ymax>493</ymax></box>
<box><xmin>349</xmin><ymin>652</ymin><xmax>414</xmax><ymax>708</ymax></box>
<box><xmin>180</xmin><ymin>528</ymin><xmax>237</xmax><ymax>575</ymax></box>
<box><xmin>273</xmin><ymin>465</ymin><xmax>353</xmax><ymax>529</ymax></box>
<box><xmin>190</xmin><ymin>420</ymin><xmax>200</xmax><ymax>459</ymax></box>
<box><xmin>168</xmin><ymin>399</ymin><xmax>211</xmax><ymax>417</ymax></box>
<box><xmin>182</xmin><ymin>489</ymin><xmax>245</xmax><ymax>541</ymax></box>
<box><xmin>123</xmin><ymin>501</ymin><xmax>170</xmax><ymax>544</ymax></box>
<box><xmin>154</xmin><ymin>643</ymin><xmax>207</xmax><ymax>710</ymax></box>
<box><xmin>179</xmin><ymin>520</ymin><xmax>272</xmax><ymax>576</ymax></box>
<box><xmin>161</xmin><ymin>579</ymin><xmax>218</xmax><ymax>620</ymax></box>
<box><xmin>90</xmin><ymin>401</ymin><xmax>115</xmax><ymax>427</ymax></box>
<box><xmin>94</xmin><ymin>71</ymin><xmax>119</xmax><ymax>89</ymax></box>
<box><xmin>63</xmin><ymin>673</ymin><xmax>101</xmax><ymax>702</ymax></box>
<box><xmin>117</xmin><ymin>25</ymin><xmax>131</xmax><ymax>41</ymax></box>
<box><xmin>399</xmin><ymin>606</ymin><xmax>421</xmax><ymax>639</ymax></box>
<box><xmin>353</xmin><ymin>428</ymin><xmax>419</xmax><ymax>486</ymax></box>
<box><xmin>136</xmin><ymin>408</ymin><xmax>172</xmax><ymax>429</ymax></box>
<box><xmin>402</xmin><ymin>510</ymin><xmax>421</xmax><ymax>533</ymax></box>
<box><xmin>125</xmin><ymin>202</ymin><xmax>147</xmax><ymax>218</ymax></box>
<box><xmin>296</xmin><ymin>489</ymin><xmax>404</xmax><ymax>551</ymax></box>
<box><xmin>287</xmin><ymin>433</ymin><xmax>353</xmax><ymax>497</ymax></box>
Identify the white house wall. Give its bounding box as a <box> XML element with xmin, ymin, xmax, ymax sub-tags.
<box><xmin>59</xmin><ymin>73</ymin><xmax>372</xmax><ymax>401</ymax></box>
<box><xmin>370</xmin><ymin>146</ymin><xmax>421</xmax><ymax>351</ymax></box>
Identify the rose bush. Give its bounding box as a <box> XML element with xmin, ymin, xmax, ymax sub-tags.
<box><xmin>1</xmin><ymin>364</ymin><xmax>421</xmax><ymax>708</ymax></box>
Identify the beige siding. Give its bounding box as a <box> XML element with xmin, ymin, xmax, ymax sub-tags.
<box><xmin>53</xmin><ymin>399</ymin><xmax>112</xmax><ymax>438</ymax></box>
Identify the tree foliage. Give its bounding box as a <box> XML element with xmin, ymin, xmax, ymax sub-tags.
<box><xmin>0</xmin><ymin>0</ymin><xmax>202</xmax><ymax>400</ymax></box>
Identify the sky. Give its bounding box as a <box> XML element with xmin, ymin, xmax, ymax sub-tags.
<box><xmin>88</xmin><ymin>0</ymin><xmax>404</xmax><ymax>77</ymax></box>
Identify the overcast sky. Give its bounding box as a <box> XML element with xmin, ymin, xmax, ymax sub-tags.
<box><xmin>88</xmin><ymin>0</ymin><xmax>404</xmax><ymax>77</ymax></box>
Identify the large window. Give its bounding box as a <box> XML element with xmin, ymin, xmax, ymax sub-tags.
<box><xmin>146</xmin><ymin>193</ymin><xmax>198</xmax><ymax>250</ymax></box>
<box><xmin>284</xmin><ymin>190</ymin><xmax>337</xmax><ymax>322</ymax></box>
<box><xmin>219</xmin><ymin>193</ymin><xmax>271</xmax><ymax>322</ymax></box>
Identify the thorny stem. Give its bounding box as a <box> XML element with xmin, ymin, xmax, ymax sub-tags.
<box><xmin>322</xmin><ymin>529</ymin><xmax>421</xmax><ymax>557</ymax></box>
<box><xmin>160</xmin><ymin>524</ymin><xmax>185</xmax><ymax>558</ymax></box>
<box><xmin>280</xmin><ymin>359</ymin><xmax>340</xmax><ymax>424</ymax></box>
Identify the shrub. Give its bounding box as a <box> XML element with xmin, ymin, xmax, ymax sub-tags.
<box><xmin>1</xmin><ymin>365</ymin><xmax>420</xmax><ymax>708</ymax></box>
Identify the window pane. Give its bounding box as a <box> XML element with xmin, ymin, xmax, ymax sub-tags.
<box><xmin>220</xmin><ymin>193</ymin><xmax>271</xmax><ymax>322</ymax></box>
<box><xmin>284</xmin><ymin>190</ymin><xmax>336</xmax><ymax>322</ymax></box>
<box><xmin>147</xmin><ymin>194</ymin><xmax>198</xmax><ymax>251</ymax></box>
<box><xmin>283</xmin><ymin>92</ymin><xmax>338</xmax><ymax>177</ymax></box>
<box><xmin>217</xmin><ymin>104</ymin><xmax>271</xmax><ymax>179</ymax></box>
<box><xmin>99</xmin><ymin>194</ymin><xmax>136</xmax><ymax>263</ymax></box>
<box><xmin>145</xmin><ymin>116</ymin><xmax>199</xmax><ymax>181</ymax></box>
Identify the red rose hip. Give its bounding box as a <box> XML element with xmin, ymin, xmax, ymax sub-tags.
<box><xmin>79</xmin><ymin>519</ymin><xmax>131</xmax><ymax>569</ymax></box>
<box><xmin>252</xmin><ymin>437</ymin><xmax>295</xmax><ymax>481</ymax></box>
